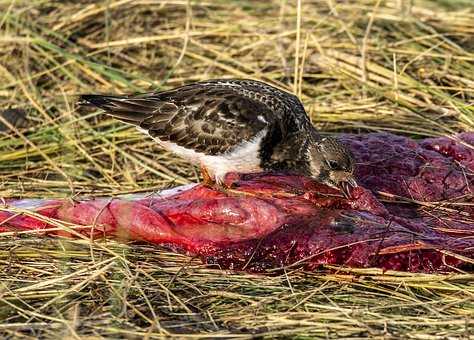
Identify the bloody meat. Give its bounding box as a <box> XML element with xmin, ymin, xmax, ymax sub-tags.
<box><xmin>1</xmin><ymin>132</ymin><xmax>473</xmax><ymax>273</ymax></box>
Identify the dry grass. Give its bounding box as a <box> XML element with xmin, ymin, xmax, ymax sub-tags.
<box><xmin>0</xmin><ymin>0</ymin><xmax>473</xmax><ymax>338</ymax></box>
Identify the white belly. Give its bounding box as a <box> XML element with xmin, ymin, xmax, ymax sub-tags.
<box><xmin>138</xmin><ymin>127</ymin><xmax>267</xmax><ymax>184</ymax></box>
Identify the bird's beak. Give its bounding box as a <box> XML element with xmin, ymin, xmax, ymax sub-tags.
<box><xmin>338</xmin><ymin>177</ymin><xmax>358</xmax><ymax>199</ymax></box>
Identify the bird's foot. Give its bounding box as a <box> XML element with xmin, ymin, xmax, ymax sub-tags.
<box><xmin>200</xmin><ymin>169</ymin><xmax>241</xmax><ymax>194</ymax></box>
<box><xmin>214</xmin><ymin>180</ymin><xmax>245</xmax><ymax>196</ymax></box>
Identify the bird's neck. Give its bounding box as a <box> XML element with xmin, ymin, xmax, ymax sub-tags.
<box><xmin>307</xmin><ymin>125</ymin><xmax>322</xmax><ymax>143</ymax></box>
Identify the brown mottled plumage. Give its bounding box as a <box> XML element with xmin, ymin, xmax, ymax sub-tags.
<box><xmin>79</xmin><ymin>79</ymin><xmax>357</xmax><ymax>195</ymax></box>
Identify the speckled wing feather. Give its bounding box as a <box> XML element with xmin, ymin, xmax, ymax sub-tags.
<box><xmin>80</xmin><ymin>79</ymin><xmax>309</xmax><ymax>156</ymax></box>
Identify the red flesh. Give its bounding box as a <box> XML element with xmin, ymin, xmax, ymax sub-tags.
<box><xmin>1</xmin><ymin>133</ymin><xmax>473</xmax><ymax>273</ymax></box>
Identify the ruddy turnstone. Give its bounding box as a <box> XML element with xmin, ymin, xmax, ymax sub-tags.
<box><xmin>79</xmin><ymin>79</ymin><xmax>357</xmax><ymax>196</ymax></box>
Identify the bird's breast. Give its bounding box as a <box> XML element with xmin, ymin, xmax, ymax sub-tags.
<box><xmin>138</xmin><ymin>126</ymin><xmax>267</xmax><ymax>181</ymax></box>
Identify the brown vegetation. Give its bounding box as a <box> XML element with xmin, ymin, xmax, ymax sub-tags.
<box><xmin>0</xmin><ymin>0</ymin><xmax>473</xmax><ymax>338</ymax></box>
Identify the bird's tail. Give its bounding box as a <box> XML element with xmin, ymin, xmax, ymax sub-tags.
<box><xmin>78</xmin><ymin>94</ymin><xmax>156</xmax><ymax>124</ymax></box>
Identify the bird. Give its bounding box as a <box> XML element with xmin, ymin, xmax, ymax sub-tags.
<box><xmin>79</xmin><ymin>79</ymin><xmax>357</xmax><ymax>197</ymax></box>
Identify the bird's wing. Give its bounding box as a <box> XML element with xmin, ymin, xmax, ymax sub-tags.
<box><xmin>79</xmin><ymin>80</ymin><xmax>300</xmax><ymax>155</ymax></box>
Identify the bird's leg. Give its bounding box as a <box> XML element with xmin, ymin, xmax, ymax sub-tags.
<box><xmin>206</xmin><ymin>171</ymin><xmax>254</xmax><ymax>198</ymax></box>
<box><xmin>202</xmin><ymin>167</ymin><xmax>238</xmax><ymax>193</ymax></box>
<box><xmin>200</xmin><ymin>166</ymin><xmax>215</xmax><ymax>187</ymax></box>
<box><xmin>200</xmin><ymin>168</ymin><xmax>261</xmax><ymax>198</ymax></box>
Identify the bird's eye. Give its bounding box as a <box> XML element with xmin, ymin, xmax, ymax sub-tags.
<box><xmin>326</xmin><ymin>160</ymin><xmax>339</xmax><ymax>170</ymax></box>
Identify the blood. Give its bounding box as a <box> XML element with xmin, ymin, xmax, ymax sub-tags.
<box><xmin>1</xmin><ymin>133</ymin><xmax>473</xmax><ymax>273</ymax></box>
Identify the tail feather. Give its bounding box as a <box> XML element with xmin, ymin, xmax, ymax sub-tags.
<box><xmin>78</xmin><ymin>94</ymin><xmax>156</xmax><ymax>123</ymax></box>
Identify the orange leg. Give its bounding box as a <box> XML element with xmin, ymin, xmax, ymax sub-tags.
<box><xmin>200</xmin><ymin>167</ymin><xmax>245</xmax><ymax>197</ymax></box>
<box><xmin>200</xmin><ymin>166</ymin><xmax>215</xmax><ymax>187</ymax></box>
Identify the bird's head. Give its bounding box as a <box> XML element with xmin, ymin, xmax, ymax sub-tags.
<box><xmin>307</xmin><ymin>137</ymin><xmax>358</xmax><ymax>198</ymax></box>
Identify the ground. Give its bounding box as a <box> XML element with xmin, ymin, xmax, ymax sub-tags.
<box><xmin>0</xmin><ymin>0</ymin><xmax>473</xmax><ymax>338</ymax></box>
